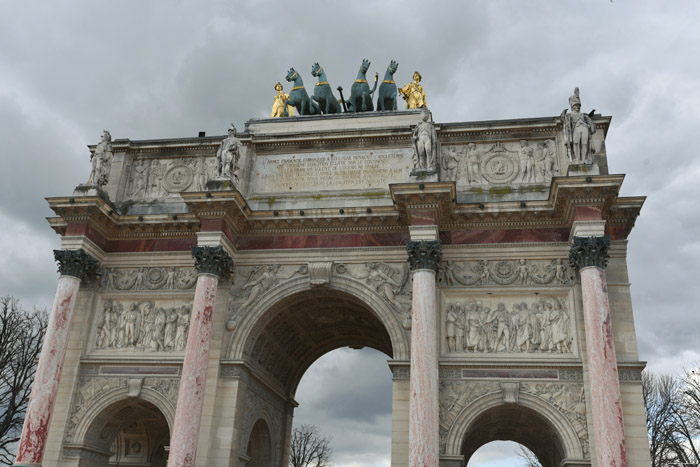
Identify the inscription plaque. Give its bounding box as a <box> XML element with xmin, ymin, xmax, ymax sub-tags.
<box><xmin>251</xmin><ymin>149</ymin><xmax>411</xmax><ymax>193</ymax></box>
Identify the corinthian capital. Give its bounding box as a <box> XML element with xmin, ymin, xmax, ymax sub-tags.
<box><xmin>191</xmin><ymin>246</ymin><xmax>234</xmax><ymax>278</ymax></box>
<box><xmin>53</xmin><ymin>249</ymin><xmax>100</xmax><ymax>281</ymax></box>
<box><xmin>406</xmin><ymin>240</ymin><xmax>442</xmax><ymax>271</ymax></box>
<box><xmin>569</xmin><ymin>235</ymin><xmax>611</xmax><ymax>272</ymax></box>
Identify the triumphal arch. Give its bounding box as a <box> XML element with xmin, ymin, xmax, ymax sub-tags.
<box><xmin>14</xmin><ymin>76</ymin><xmax>651</xmax><ymax>467</ymax></box>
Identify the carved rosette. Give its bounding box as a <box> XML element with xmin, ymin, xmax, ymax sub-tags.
<box><xmin>191</xmin><ymin>246</ymin><xmax>234</xmax><ymax>279</ymax></box>
<box><xmin>54</xmin><ymin>249</ymin><xmax>100</xmax><ymax>281</ymax></box>
<box><xmin>406</xmin><ymin>240</ymin><xmax>442</xmax><ymax>271</ymax></box>
<box><xmin>569</xmin><ymin>236</ymin><xmax>610</xmax><ymax>272</ymax></box>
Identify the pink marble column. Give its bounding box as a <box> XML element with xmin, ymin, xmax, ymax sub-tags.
<box><xmin>570</xmin><ymin>236</ymin><xmax>628</xmax><ymax>467</ymax></box>
<box><xmin>14</xmin><ymin>249</ymin><xmax>98</xmax><ymax>467</ymax></box>
<box><xmin>168</xmin><ymin>246</ymin><xmax>232</xmax><ymax>467</ymax></box>
<box><xmin>406</xmin><ymin>240</ymin><xmax>442</xmax><ymax>467</ymax></box>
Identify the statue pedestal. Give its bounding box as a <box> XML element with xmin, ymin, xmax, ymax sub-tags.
<box><xmin>567</xmin><ymin>163</ymin><xmax>599</xmax><ymax>177</ymax></box>
<box><xmin>409</xmin><ymin>169</ymin><xmax>438</xmax><ymax>183</ymax></box>
<box><xmin>206</xmin><ymin>177</ymin><xmax>238</xmax><ymax>191</ymax></box>
<box><xmin>73</xmin><ymin>184</ymin><xmax>108</xmax><ymax>198</ymax></box>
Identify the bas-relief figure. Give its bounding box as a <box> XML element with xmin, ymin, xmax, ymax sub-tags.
<box><xmin>518</xmin><ymin>140</ymin><xmax>535</xmax><ymax>184</ymax></box>
<box><xmin>444</xmin><ymin>297</ymin><xmax>573</xmax><ymax>354</ymax></box>
<box><xmin>216</xmin><ymin>124</ymin><xmax>241</xmax><ymax>181</ymax></box>
<box><xmin>348</xmin><ymin>59</ymin><xmax>378</xmax><ymax>112</ymax></box>
<box><xmin>411</xmin><ymin>111</ymin><xmax>439</xmax><ymax>173</ymax></box>
<box><xmin>87</xmin><ymin>130</ymin><xmax>113</xmax><ymax>186</ymax></box>
<box><xmin>440</xmin><ymin>146</ymin><xmax>460</xmax><ymax>181</ymax></box>
<box><xmin>438</xmin><ymin>258</ymin><xmax>573</xmax><ymax>287</ymax></box>
<box><xmin>561</xmin><ymin>87</ymin><xmax>596</xmax><ymax>164</ymax></box>
<box><xmin>399</xmin><ymin>70</ymin><xmax>427</xmax><ymax>109</ymax></box>
<box><xmin>94</xmin><ymin>299</ymin><xmax>192</xmax><ymax>352</ymax></box>
<box><xmin>285</xmin><ymin>67</ymin><xmax>321</xmax><ymax>116</ymax></box>
<box><xmin>226</xmin><ymin>264</ymin><xmax>308</xmax><ymax>330</ymax></box>
<box><xmin>270</xmin><ymin>82</ymin><xmax>294</xmax><ymax>118</ymax></box>
<box><xmin>310</xmin><ymin>63</ymin><xmax>342</xmax><ymax>114</ymax></box>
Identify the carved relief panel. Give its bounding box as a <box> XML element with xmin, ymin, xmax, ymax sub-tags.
<box><xmin>123</xmin><ymin>156</ymin><xmax>216</xmax><ymax>202</ymax></box>
<box><xmin>441</xmin><ymin>292</ymin><xmax>577</xmax><ymax>357</ymax></box>
<box><xmin>91</xmin><ymin>298</ymin><xmax>194</xmax><ymax>353</ymax></box>
<box><xmin>440</xmin><ymin>140</ymin><xmax>561</xmax><ymax>187</ymax></box>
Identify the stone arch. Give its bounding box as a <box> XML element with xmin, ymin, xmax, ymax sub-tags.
<box><xmin>246</xmin><ymin>418</ymin><xmax>273</xmax><ymax>467</ymax></box>
<box><xmin>444</xmin><ymin>391</ymin><xmax>585</xmax><ymax>465</ymax></box>
<box><xmin>228</xmin><ymin>272</ymin><xmax>410</xmax><ymax>364</ymax></box>
<box><xmin>68</xmin><ymin>388</ymin><xmax>172</xmax><ymax>466</ymax></box>
<box><xmin>71</xmin><ymin>384</ymin><xmax>176</xmax><ymax>450</ymax></box>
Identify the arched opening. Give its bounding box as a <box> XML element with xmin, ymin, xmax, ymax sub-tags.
<box><xmin>468</xmin><ymin>440</ymin><xmax>540</xmax><ymax>466</ymax></box>
<box><xmin>80</xmin><ymin>398</ymin><xmax>170</xmax><ymax>466</ymax></box>
<box><xmin>461</xmin><ymin>405</ymin><xmax>564</xmax><ymax>467</ymax></box>
<box><xmin>247</xmin><ymin>419</ymin><xmax>272</xmax><ymax>467</ymax></box>
<box><xmin>242</xmin><ymin>288</ymin><xmax>395</xmax><ymax>393</ymax></box>
<box><xmin>237</xmin><ymin>287</ymin><xmax>400</xmax><ymax>465</ymax></box>
<box><xmin>293</xmin><ymin>347</ymin><xmax>393</xmax><ymax>466</ymax></box>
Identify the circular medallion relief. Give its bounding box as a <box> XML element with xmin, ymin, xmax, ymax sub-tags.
<box><xmin>163</xmin><ymin>165</ymin><xmax>194</xmax><ymax>193</ymax></box>
<box><xmin>481</xmin><ymin>153</ymin><xmax>519</xmax><ymax>185</ymax></box>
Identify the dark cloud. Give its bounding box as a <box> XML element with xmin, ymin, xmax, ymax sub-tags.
<box><xmin>2</xmin><ymin>1</ymin><xmax>699</xmax><ymax>465</ymax></box>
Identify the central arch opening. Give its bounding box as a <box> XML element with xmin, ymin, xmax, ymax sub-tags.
<box><xmin>241</xmin><ymin>287</ymin><xmax>399</xmax><ymax>466</ymax></box>
<box><xmin>461</xmin><ymin>405</ymin><xmax>564</xmax><ymax>467</ymax></box>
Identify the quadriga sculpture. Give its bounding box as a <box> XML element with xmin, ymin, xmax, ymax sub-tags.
<box><xmin>310</xmin><ymin>63</ymin><xmax>342</xmax><ymax>114</ymax></box>
<box><xmin>376</xmin><ymin>60</ymin><xmax>399</xmax><ymax>111</ymax></box>
<box><xmin>285</xmin><ymin>68</ymin><xmax>321</xmax><ymax>116</ymax></box>
<box><xmin>348</xmin><ymin>59</ymin><xmax>378</xmax><ymax>112</ymax></box>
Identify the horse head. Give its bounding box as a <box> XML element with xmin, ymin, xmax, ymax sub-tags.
<box><xmin>286</xmin><ymin>68</ymin><xmax>299</xmax><ymax>82</ymax></box>
<box><xmin>388</xmin><ymin>60</ymin><xmax>399</xmax><ymax>75</ymax></box>
<box><xmin>360</xmin><ymin>59</ymin><xmax>371</xmax><ymax>74</ymax></box>
<box><xmin>311</xmin><ymin>62</ymin><xmax>323</xmax><ymax>77</ymax></box>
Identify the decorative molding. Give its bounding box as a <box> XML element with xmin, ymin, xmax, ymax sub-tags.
<box><xmin>569</xmin><ymin>235</ymin><xmax>611</xmax><ymax>271</ymax></box>
<box><xmin>191</xmin><ymin>246</ymin><xmax>234</xmax><ymax>278</ymax></box>
<box><xmin>392</xmin><ymin>367</ymin><xmax>410</xmax><ymax>380</ymax></box>
<box><xmin>54</xmin><ymin>249</ymin><xmax>100</xmax><ymax>281</ymax></box>
<box><xmin>406</xmin><ymin>240</ymin><xmax>442</xmax><ymax>271</ymax></box>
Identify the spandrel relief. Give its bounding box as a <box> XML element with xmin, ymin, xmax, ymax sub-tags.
<box><xmin>438</xmin><ymin>258</ymin><xmax>573</xmax><ymax>287</ymax></box>
<box><xmin>338</xmin><ymin>262</ymin><xmax>412</xmax><ymax>316</ymax></box>
<box><xmin>94</xmin><ymin>299</ymin><xmax>193</xmax><ymax>353</ymax></box>
<box><xmin>443</xmin><ymin>295</ymin><xmax>575</xmax><ymax>355</ymax></box>
<box><xmin>101</xmin><ymin>266</ymin><xmax>197</xmax><ymax>291</ymax></box>
<box><xmin>124</xmin><ymin>156</ymin><xmax>215</xmax><ymax>201</ymax></box>
<box><xmin>440</xmin><ymin>140</ymin><xmax>560</xmax><ymax>187</ymax></box>
<box><xmin>521</xmin><ymin>382</ymin><xmax>589</xmax><ymax>457</ymax></box>
<box><xmin>226</xmin><ymin>264</ymin><xmax>308</xmax><ymax>330</ymax></box>
<box><xmin>439</xmin><ymin>380</ymin><xmax>500</xmax><ymax>453</ymax></box>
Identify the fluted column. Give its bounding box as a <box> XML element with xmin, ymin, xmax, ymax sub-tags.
<box><xmin>14</xmin><ymin>249</ymin><xmax>99</xmax><ymax>467</ymax></box>
<box><xmin>406</xmin><ymin>240</ymin><xmax>442</xmax><ymax>467</ymax></box>
<box><xmin>168</xmin><ymin>246</ymin><xmax>233</xmax><ymax>467</ymax></box>
<box><xmin>570</xmin><ymin>236</ymin><xmax>628</xmax><ymax>467</ymax></box>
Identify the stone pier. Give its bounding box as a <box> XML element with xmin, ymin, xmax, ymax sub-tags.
<box><xmin>570</xmin><ymin>235</ymin><xmax>628</xmax><ymax>467</ymax></box>
<box><xmin>14</xmin><ymin>250</ymin><xmax>98</xmax><ymax>467</ymax></box>
<box><xmin>167</xmin><ymin>246</ymin><xmax>232</xmax><ymax>467</ymax></box>
<box><xmin>406</xmin><ymin>240</ymin><xmax>442</xmax><ymax>467</ymax></box>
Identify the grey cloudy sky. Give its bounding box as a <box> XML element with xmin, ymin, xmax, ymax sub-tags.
<box><xmin>1</xmin><ymin>1</ymin><xmax>699</xmax><ymax>465</ymax></box>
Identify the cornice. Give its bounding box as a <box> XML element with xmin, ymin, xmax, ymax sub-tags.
<box><xmin>47</xmin><ymin>175</ymin><xmax>643</xmax><ymax>245</ymax></box>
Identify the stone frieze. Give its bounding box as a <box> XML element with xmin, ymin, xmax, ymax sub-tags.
<box><xmin>438</xmin><ymin>258</ymin><xmax>573</xmax><ymax>287</ymax></box>
<box><xmin>101</xmin><ymin>266</ymin><xmax>198</xmax><ymax>291</ymax></box>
